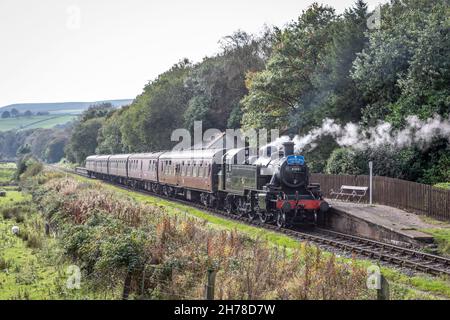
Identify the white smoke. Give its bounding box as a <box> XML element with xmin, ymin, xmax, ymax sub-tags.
<box><xmin>290</xmin><ymin>114</ymin><xmax>450</xmax><ymax>152</ymax></box>
<box><xmin>259</xmin><ymin>135</ymin><xmax>291</xmax><ymax>155</ymax></box>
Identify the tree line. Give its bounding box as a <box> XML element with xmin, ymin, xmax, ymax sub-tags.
<box><xmin>15</xmin><ymin>0</ymin><xmax>450</xmax><ymax>184</ymax></box>
<box><xmin>1</xmin><ymin>108</ymin><xmax>50</xmax><ymax>118</ymax></box>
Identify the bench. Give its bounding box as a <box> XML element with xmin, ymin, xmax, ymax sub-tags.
<box><xmin>330</xmin><ymin>185</ymin><xmax>368</xmax><ymax>203</ymax></box>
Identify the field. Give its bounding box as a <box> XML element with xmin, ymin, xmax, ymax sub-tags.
<box><xmin>0</xmin><ymin>162</ymin><xmax>16</xmax><ymax>185</ymax></box>
<box><xmin>0</xmin><ymin>114</ymin><xmax>77</xmax><ymax>132</ymax></box>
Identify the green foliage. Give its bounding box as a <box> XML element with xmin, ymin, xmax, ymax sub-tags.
<box><xmin>96</xmin><ymin>110</ymin><xmax>127</xmax><ymax>154</ymax></box>
<box><xmin>420</xmin><ymin>147</ymin><xmax>450</xmax><ymax>185</ymax></box>
<box><xmin>434</xmin><ymin>183</ymin><xmax>450</xmax><ymax>190</ymax></box>
<box><xmin>352</xmin><ymin>0</ymin><xmax>449</xmax><ymax>126</ymax></box>
<box><xmin>44</xmin><ymin>136</ymin><xmax>68</xmax><ymax>163</ymax></box>
<box><xmin>325</xmin><ymin>140</ymin><xmax>450</xmax><ymax>184</ymax></box>
<box><xmin>0</xmin><ymin>162</ymin><xmax>16</xmax><ymax>185</ymax></box>
<box><xmin>0</xmin><ymin>125</ymin><xmax>72</xmax><ymax>163</ymax></box>
<box><xmin>326</xmin><ymin>148</ymin><xmax>362</xmax><ymax>175</ymax></box>
<box><xmin>184</xmin><ymin>31</ymin><xmax>268</xmax><ymax>131</ymax></box>
<box><xmin>15</xmin><ymin>155</ymin><xmax>43</xmax><ymax>180</ymax></box>
<box><xmin>66</xmin><ymin>118</ymin><xmax>104</xmax><ymax>164</ymax></box>
<box><xmin>80</xmin><ymin>103</ymin><xmax>114</xmax><ymax>122</ymax></box>
<box><xmin>421</xmin><ymin>228</ymin><xmax>450</xmax><ymax>256</ymax></box>
<box><xmin>16</xmin><ymin>144</ymin><xmax>31</xmax><ymax>156</ymax></box>
<box><xmin>241</xmin><ymin>2</ymin><xmax>368</xmax><ymax>133</ymax></box>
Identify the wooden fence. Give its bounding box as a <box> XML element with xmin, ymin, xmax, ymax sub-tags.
<box><xmin>310</xmin><ymin>173</ymin><xmax>450</xmax><ymax>221</ymax></box>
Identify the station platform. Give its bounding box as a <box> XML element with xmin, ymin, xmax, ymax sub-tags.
<box><xmin>325</xmin><ymin>199</ymin><xmax>439</xmax><ymax>248</ymax></box>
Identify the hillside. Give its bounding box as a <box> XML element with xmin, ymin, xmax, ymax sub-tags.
<box><xmin>0</xmin><ymin>114</ymin><xmax>77</xmax><ymax>132</ymax></box>
<box><xmin>0</xmin><ymin>99</ymin><xmax>133</xmax><ymax>115</ymax></box>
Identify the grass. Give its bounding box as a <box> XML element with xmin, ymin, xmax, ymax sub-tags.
<box><xmin>0</xmin><ymin>190</ymin><xmax>29</xmax><ymax>206</ymax></box>
<box><xmin>0</xmin><ymin>162</ymin><xmax>16</xmax><ymax>185</ymax></box>
<box><xmin>0</xmin><ymin>188</ymin><xmax>116</xmax><ymax>299</ymax></box>
<box><xmin>0</xmin><ymin>114</ymin><xmax>77</xmax><ymax>132</ymax></box>
<box><xmin>67</xmin><ymin>173</ymin><xmax>450</xmax><ymax>299</ymax></box>
<box><xmin>421</xmin><ymin>228</ymin><xmax>450</xmax><ymax>256</ymax></box>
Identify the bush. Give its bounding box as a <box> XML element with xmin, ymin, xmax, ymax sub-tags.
<box><xmin>15</xmin><ymin>155</ymin><xmax>43</xmax><ymax>181</ymax></box>
<box><xmin>1</xmin><ymin>207</ymin><xmax>13</xmax><ymax>219</ymax></box>
<box><xmin>26</xmin><ymin>232</ymin><xmax>43</xmax><ymax>249</ymax></box>
<box><xmin>325</xmin><ymin>148</ymin><xmax>363</xmax><ymax>175</ymax></box>
<box><xmin>420</xmin><ymin>150</ymin><xmax>450</xmax><ymax>185</ymax></box>
<box><xmin>21</xmin><ymin>162</ymin><xmax>43</xmax><ymax>179</ymax></box>
<box><xmin>0</xmin><ymin>256</ymin><xmax>11</xmax><ymax>270</ymax></box>
<box><xmin>325</xmin><ymin>145</ymin><xmax>433</xmax><ymax>182</ymax></box>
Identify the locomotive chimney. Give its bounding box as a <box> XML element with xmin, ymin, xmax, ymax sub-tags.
<box><xmin>282</xmin><ymin>141</ymin><xmax>294</xmax><ymax>156</ymax></box>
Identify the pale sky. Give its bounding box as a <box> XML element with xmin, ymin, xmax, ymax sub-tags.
<box><xmin>0</xmin><ymin>0</ymin><xmax>386</xmax><ymax>107</ymax></box>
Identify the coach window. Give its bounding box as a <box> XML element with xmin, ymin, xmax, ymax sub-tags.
<box><xmin>199</xmin><ymin>161</ymin><xmax>204</xmax><ymax>177</ymax></box>
<box><xmin>195</xmin><ymin>162</ymin><xmax>199</xmax><ymax>177</ymax></box>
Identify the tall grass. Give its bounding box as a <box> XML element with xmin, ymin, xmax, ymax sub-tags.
<box><xmin>30</xmin><ymin>173</ymin><xmax>370</xmax><ymax>300</ymax></box>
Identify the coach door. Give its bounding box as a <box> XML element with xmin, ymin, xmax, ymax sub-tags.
<box><xmin>175</xmin><ymin>162</ymin><xmax>181</xmax><ymax>186</ymax></box>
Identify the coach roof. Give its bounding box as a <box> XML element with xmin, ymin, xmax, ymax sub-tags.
<box><xmin>159</xmin><ymin>149</ymin><xmax>225</xmax><ymax>163</ymax></box>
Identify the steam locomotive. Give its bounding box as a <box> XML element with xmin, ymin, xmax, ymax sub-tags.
<box><xmin>85</xmin><ymin>141</ymin><xmax>329</xmax><ymax>227</ymax></box>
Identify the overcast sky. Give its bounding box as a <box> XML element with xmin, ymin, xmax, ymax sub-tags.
<box><xmin>0</xmin><ymin>0</ymin><xmax>386</xmax><ymax>107</ymax></box>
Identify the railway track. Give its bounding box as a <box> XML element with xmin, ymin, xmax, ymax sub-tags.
<box><xmin>52</xmin><ymin>165</ymin><xmax>450</xmax><ymax>277</ymax></box>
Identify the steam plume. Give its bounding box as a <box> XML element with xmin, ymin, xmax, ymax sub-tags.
<box><xmin>291</xmin><ymin>114</ymin><xmax>450</xmax><ymax>152</ymax></box>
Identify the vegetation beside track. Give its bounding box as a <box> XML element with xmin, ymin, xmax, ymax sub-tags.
<box><xmin>421</xmin><ymin>229</ymin><xmax>450</xmax><ymax>257</ymax></box>
<box><xmin>2</xmin><ymin>161</ymin><xmax>449</xmax><ymax>300</ymax></box>
<box><xmin>65</xmin><ymin>169</ymin><xmax>450</xmax><ymax>299</ymax></box>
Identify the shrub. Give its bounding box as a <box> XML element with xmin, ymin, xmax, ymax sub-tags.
<box><xmin>26</xmin><ymin>232</ymin><xmax>43</xmax><ymax>249</ymax></box>
<box><xmin>0</xmin><ymin>256</ymin><xmax>11</xmax><ymax>270</ymax></box>
<box><xmin>325</xmin><ymin>148</ymin><xmax>362</xmax><ymax>175</ymax></box>
<box><xmin>1</xmin><ymin>207</ymin><xmax>13</xmax><ymax>219</ymax></box>
<box><xmin>21</xmin><ymin>162</ymin><xmax>43</xmax><ymax>180</ymax></box>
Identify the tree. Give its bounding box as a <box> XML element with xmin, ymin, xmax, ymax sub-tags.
<box><xmin>10</xmin><ymin>108</ymin><xmax>19</xmax><ymax>117</ymax></box>
<box><xmin>1</xmin><ymin>111</ymin><xmax>11</xmax><ymax>118</ymax></box>
<box><xmin>96</xmin><ymin>109</ymin><xmax>126</xmax><ymax>154</ymax></box>
<box><xmin>241</xmin><ymin>3</ymin><xmax>337</xmax><ymax>133</ymax></box>
<box><xmin>16</xmin><ymin>144</ymin><xmax>31</xmax><ymax>156</ymax></box>
<box><xmin>351</xmin><ymin>0</ymin><xmax>447</xmax><ymax>126</ymax></box>
<box><xmin>309</xmin><ymin>0</ymin><xmax>369</xmax><ymax>125</ymax></box>
<box><xmin>45</xmin><ymin>137</ymin><xmax>68</xmax><ymax>163</ymax></box>
<box><xmin>23</xmin><ymin>110</ymin><xmax>33</xmax><ymax>117</ymax></box>
<box><xmin>66</xmin><ymin>118</ymin><xmax>104</xmax><ymax>163</ymax></box>
<box><xmin>184</xmin><ymin>30</ymin><xmax>269</xmax><ymax>131</ymax></box>
<box><xmin>120</xmin><ymin>60</ymin><xmax>193</xmax><ymax>152</ymax></box>
<box><xmin>80</xmin><ymin>103</ymin><xmax>114</xmax><ymax>122</ymax></box>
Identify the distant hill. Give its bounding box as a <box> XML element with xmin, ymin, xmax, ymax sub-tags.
<box><xmin>0</xmin><ymin>99</ymin><xmax>133</xmax><ymax>115</ymax></box>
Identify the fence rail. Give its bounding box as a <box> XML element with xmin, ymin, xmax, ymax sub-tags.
<box><xmin>310</xmin><ymin>173</ymin><xmax>450</xmax><ymax>221</ymax></box>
